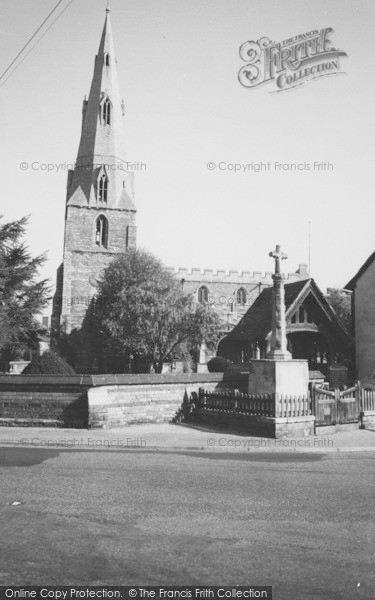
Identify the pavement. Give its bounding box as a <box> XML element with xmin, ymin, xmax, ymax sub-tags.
<box><xmin>1</xmin><ymin>422</ymin><xmax>375</xmax><ymax>453</ymax></box>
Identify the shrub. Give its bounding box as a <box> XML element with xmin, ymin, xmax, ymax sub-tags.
<box><xmin>207</xmin><ymin>356</ymin><xmax>233</xmax><ymax>373</ymax></box>
<box><xmin>22</xmin><ymin>350</ymin><xmax>76</xmax><ymax>375</ymax></box>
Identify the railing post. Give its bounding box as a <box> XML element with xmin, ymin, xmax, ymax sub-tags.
<box><xmin>357</xmin><ymin>381</ymin><xmax>364</xmax><ymax>428</ymax></box>
<box><xmin>335</xmin><ymin>387</ymin><xmax>340</xmax><ymax>425</ymax></box>
<box><xmin>311</xmin><ymin>383</ymin><xmax>316</xmax><ymax>435</ymax></box>
<box><xmin>274</xmin><ymin>393</ymin><xmax>278</xmax><ymax>418</ymax></box>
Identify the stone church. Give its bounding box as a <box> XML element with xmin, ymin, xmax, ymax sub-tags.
<box><xmin>51</xmin><ymin>9</ymin><xmax>309</xmax><ymax>345</ymax></box>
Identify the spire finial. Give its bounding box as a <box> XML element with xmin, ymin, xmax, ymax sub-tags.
<box><xmin>106</xmin><ymin>0</ymin><xmax>110</xmax><ymax>14</ymax></box>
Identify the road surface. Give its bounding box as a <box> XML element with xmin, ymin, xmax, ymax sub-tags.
<box><xmin>0</xmin><ymin>445</ymin><xmax>374</xmax><ymax>599</ymax></box>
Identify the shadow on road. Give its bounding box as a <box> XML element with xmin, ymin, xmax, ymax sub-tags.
<box><xmin>0</xmin><ymin>446</ymin><xmax>324</xmax><ymax>467</ymax></box>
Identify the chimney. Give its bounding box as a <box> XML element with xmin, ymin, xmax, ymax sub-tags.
<box><xmin>296</xmin><ymin>264</ymin><xmax>309</xmax><ymax>277</ymax></box>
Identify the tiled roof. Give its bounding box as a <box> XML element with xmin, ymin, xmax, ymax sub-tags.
<box><xmin>224</xmin><ymin>279</ymin><xmax>309</xmax><ymax>342</ymax></box>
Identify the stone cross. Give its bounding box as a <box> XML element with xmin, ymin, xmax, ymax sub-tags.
<box><xmin>269</xmin><ymin>244</ymin><xmax>287</xmax><ymax>275</ymax></box>
<box><xmin>267</xmin><ymin>244</ymin><xmax>291</xmax><ymax>360</ymax></box>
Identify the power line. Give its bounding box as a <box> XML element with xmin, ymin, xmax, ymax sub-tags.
<box><xmin>0</xmin><ymin>0</ymin><xmax>75</xmax><ymax>90</ymax></box>
<box><xmin>0</xmin><ymin>0</ymin><xmax>67</xmax><ymax>83</ymax></box>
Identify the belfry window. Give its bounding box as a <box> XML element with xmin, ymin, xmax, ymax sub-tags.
<box><xmin>102</xmin><ymin>97</ymin><xmax>111</xmax><ymax>125</ymax></box>
<box><xmin>105</xmin><ymin>53</ymin><xmax>110</xmax><ymax>66</ymax></box>
<box><xmin>98</xmin><ymin>173</ymin><xmax>108</xmax><ymax>203</ymax></box>
<box><xmin>95</xmin><ymin>215</ymin><xmax>108</xmax><ymax>248</ymax></box>
<box><xmin>236</xmin><ymin>287</ymin><xmax>247</xmax><ymax>305</ymax></box>
<box><xmin>198</xmin><ymin>285</ymin><xmax>209</xmax><ymax>305</ymax></box>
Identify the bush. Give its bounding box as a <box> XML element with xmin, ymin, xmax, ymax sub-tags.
<box><xmin>22</xmin><ymin>350</ymin><xmax>76</xmax><ymax>375</ymax></box>
<box><xmin>207</xmin><ymin>356</ymin><xmax>233</xmax><ymax>373</ymax></box>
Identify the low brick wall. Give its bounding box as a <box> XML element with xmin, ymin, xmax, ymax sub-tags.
<box><xmin>0</xmin><ymin>375</ymin><xmax>91</xmax><ymax>427</ymax></box>
<box><xmin>88</xmin><ymin>373</ymin><xmax>226</xmax><ymax>428</ymax></box>
<box><xmin>0</xmin><ymin>373</ymin><xmax>229</xmax><ymax>429</ymax></box>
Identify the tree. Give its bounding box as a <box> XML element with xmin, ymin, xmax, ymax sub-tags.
<box><xmin>325</xmin><ymin>288</ymin><xmax>352</xmax><ymax>334</ymax></box>
<box><xmin>207</xmin><ymin>356</ymin><xmax>233</xmax><ymax>373</ymax></box>
<box><xmin>0</xmin><ymin>216</ymin><xmax>50</xmax><ymax>369</ymax></box>
<box><xmin>22</xmin><ymin>350</ymin><xmax>75</xmax><ymax>375</ymax></box>
<box><xmin>93</xmin><ymin>248</ymin><xmax>222</xmax><ymax>372</ymax></box>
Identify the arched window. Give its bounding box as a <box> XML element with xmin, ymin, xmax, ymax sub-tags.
<box><xmin>98</xmin><ymin>173</ymin><xmax>108</xmax><ymax>203</ymax></box>
<box><xmin>197</xmin><ymin>285</ymin><xmax>209</xmax><ymax>304</ymax></box>
<box><xmin>95</xmin><ymin>215</ymin><xmax>108</xmax><ymax>248</ymax></box>
<box><xmin>102</xmin><ymin>97</ymin><xmax>111</xmax><ymax>125</ymax></box>
<box><xmin>105</xmin><ymin>53</ymin><xmax>110</xmax><ymax>66</ymax></box>
<box><xmin>236</xmin><ymin>287</ymin><xmax>247</xmax><ymax>305</ymax></box>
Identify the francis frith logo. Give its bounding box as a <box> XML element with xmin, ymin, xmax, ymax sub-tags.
<box><xmin>238</xmin><ymin>28</ymin><xmax>347</xmax><ymax>92</ymax></box>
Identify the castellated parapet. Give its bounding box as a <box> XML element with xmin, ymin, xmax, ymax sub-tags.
<box><xmin>170</xmin><ymin>265</ymin><xmax>308</xmax><ymax>282</ymax></box>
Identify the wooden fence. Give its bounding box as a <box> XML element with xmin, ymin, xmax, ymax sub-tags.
<box><xmin>198</xmin><ymin>390</ymin><xmax>311</xmax><ymax>419</ymax></box>
<box><xmin>361</xmin><ymin>385</ymin><xmax>375</xmax><ymax>412</ymax></box>
<box><xmin>198</xmin><ymin>384</ymin><xmax>375</xmax><ymax>425</ymax></box>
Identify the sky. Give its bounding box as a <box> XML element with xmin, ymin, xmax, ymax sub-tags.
<box><xmin>0</xmin><ymin>0</ymin><xmax>374</xmax><ymax>309</ymax></box>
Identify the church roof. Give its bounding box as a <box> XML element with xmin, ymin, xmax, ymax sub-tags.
<box><xmin>223</xmin><ymin>278</ymin><xmax>350</xmax><ymax>344</ymax></box>
<box><xmin>345</xmin><ymin>250</ymin><xmax>375</xmax><ymax>290</ymax></box>
<box><xmin>224</xmin><ymin>279</ymin><xmax>307</xmax><ymax>342</ymax></box>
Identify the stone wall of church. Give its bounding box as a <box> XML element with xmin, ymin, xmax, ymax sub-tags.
<box><xmin>64</xmin><ymin>205</ymin><xmax>136</xmax><ymax>254</ymax></box>
<box><xmin>171</xmin><ymin>265</ymin><xmax>309</xmax><ymax>326</ymax></box>
<box><xmin>57</xmin><ymin>205</ymin><xmax>136</xmax><ymax>333</ymax></box>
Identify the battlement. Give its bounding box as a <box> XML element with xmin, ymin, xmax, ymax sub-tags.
<box><xmin>169</xmin><ymin>264</ymin><xmax>308</xmax><ymax>283</ymax></box>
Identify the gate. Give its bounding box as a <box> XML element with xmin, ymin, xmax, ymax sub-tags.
<box><xmin>312</xmin><ymin>384</ymin><xmax>360</xmax><ymax>427</ymax></box>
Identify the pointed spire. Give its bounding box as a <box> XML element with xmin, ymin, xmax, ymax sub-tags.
<box><xmin>66</xmin><ymin>8</ymin><xmax>136</xmax><ymax>212</ymax></box>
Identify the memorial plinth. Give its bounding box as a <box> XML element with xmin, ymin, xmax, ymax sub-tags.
<box><xmin>248</xmin><ymin>358</ymin><xmax>309</xmax><ymax>396</ymax></box>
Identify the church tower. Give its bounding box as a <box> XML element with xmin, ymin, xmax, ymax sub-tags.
<box><xmin>52</xmin><ymin>7</ymin><xmax>136</xmax><ymax>336</ymax></box>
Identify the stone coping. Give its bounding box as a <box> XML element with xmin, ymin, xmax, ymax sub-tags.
<box><xmin>0</xmin><ymin>372</ymin><xmax>226</xmax><ymax>388</ymax></box>
<box><xmin>246</xmin><ymin>359</ymin><xmax>308</xmax><ymax>364</ymax></box>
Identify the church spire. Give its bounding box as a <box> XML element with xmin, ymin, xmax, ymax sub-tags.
<box><xmin>66</xmin><ymin>7</ymin><xmax>135</xmax><ymax>211</ymax></box>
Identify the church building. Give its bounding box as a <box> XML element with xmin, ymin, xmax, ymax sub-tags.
<box><xmin>51</xmin><ymin>8</ymin><xmax>317</xmax><ymax>356</ymax></box>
